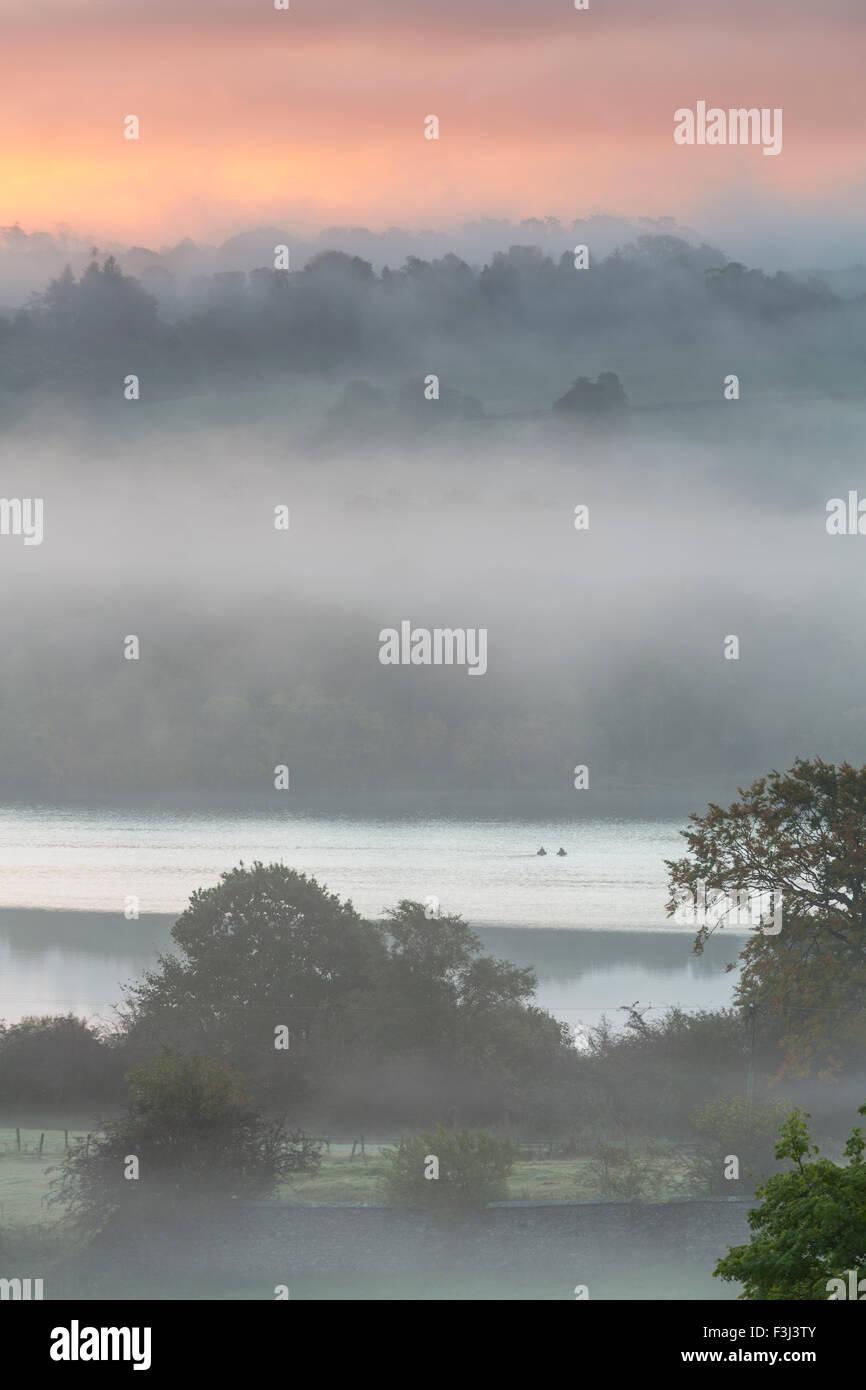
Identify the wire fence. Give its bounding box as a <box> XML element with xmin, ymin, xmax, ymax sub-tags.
<box><xmin>0</xmin><ymin>1127</ymin><xmax>608</xmax><ymax>1163</ymax></box>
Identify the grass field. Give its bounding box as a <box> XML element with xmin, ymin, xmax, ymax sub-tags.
<box><xmin>0</xmin><ymin>1128</ymin><xmax>736</xmax><ymax>1301</ymax></box>
<box><xmin>0</xmin><ymin>1128</ymin><xmax>91</xmax><ymax>1227</ymax></box>
<box><xmin>0</xmin><ymin>1127</ymin><xmax>701</xmax><ymax>1231</ymax></box>
<box><xmin>276</xmin><ymin>1154</ymin><xmax>693</xmax><ymax>1203</ymax></box>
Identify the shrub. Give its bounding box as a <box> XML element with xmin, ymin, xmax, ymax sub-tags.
<box><xmin>49</xmin><ymin>1048</ymin><xmax>320</xmax><ymax>1233</ymax></box>
<box><xmin>588</xmin><ymin>1141</ymin><xmax>675</xmax><ymax>1200</ymax></box>
<box><xmin>381</xmin><ymin>1125</ymin><xmax>517</xmax><ymax>1216</ymax></box>
<box><xmin>686</xmin><ymin>1096</ymin><xmax>789</xmax><ymax>1195</ymax></box>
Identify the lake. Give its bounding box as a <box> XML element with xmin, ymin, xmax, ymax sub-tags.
<box><xmin>0</xmin><ymin>805</ymin><xmax>746</xmax><ymax>1030</ymax></box>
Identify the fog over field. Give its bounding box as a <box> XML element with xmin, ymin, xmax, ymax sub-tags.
<box><xmin>1</xmin><ymin>231</ymin><xmax>865</xmax><ymax>806</ymax></box>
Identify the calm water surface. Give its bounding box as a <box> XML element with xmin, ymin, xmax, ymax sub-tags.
<box><xmin>0</xmin><ymin>806</ymin><xmax>745</xmax><ymax>1028</ymax></box>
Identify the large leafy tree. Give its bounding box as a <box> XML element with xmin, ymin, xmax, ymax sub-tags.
<box><xmin>123</xmin><ymin>860</ymin><xmax>387</xmax><ymax>1064</ymax></box>
<box><xmin>666</xmin><ymin>758</ymin><xmax>866</xmax><ymax>1076</ymax></box>
<box><xmin>121</xmin><ymin>865</ymin><xmax>571</xmax><ymax>1122</ymax></box>
<box><xmin>715</xmin><ymin>1105</ymin><xmax>866</xmax><ymax>1300</ymax></box>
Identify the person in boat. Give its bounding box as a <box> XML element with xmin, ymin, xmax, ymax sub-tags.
<box><xmin>537</xmin><ymin>846</ymin><xmax>547</xmax><ymax>856</ymax></box>
<box><xmin>557</xmin><ymin>847</ymin><xmax>567</xmax><ymax>856</ymax></box>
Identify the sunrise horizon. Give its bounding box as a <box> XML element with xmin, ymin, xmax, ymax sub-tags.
<box><xmin>3</xmin><ymin>0</ymin><xmax>864</xmax><ymax>254</ymax></box>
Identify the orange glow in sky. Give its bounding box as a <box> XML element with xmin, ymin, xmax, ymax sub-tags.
<box><xmin>1</xmin><ymin>1</ymin><xmax>864</xmax><ymax>244</ymax></box>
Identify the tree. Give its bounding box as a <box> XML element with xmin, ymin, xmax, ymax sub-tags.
<box><xmin>377</xmin><ymin>899</ymin><xmax>569</xmax><ymax>1068</ymax></box>
<box><xmin>121</xmin><ymin>862</ymin><xmax>387</xmax><ymax>1100</ymax></box>
<box><xmin>121</xmin><ymin>866</ymin><xmax>571</xmax><ymax>1126</ymax></box>
<box><xmin>124</xmin><ymin>860</ymin><xmax>385</xmax><ymax>1036</ymax></box>
<box><xmin>666</xmin><ymin>758</ymin><xmax>866</xmax><ymax>1076</ymax></box>
<box><xmin>38</xmin><ymin>264</ymin><xmax>76</xmax><ymax>331</ymax></box>
<box><xmin>0</xmin><ymin>1014</ymin><xmax>121</xmax><ymax>1107</ymax></box>
<box><xmin>714</xmin><ymin>1104</ymin><xmax>866</xmax><ymax>1300</ymax></box>
<box><xmin>381</xmin><ymin>1125</ymin><xmax>517</xmax><ymax>1216</ymax></box>
<box><xmin>31</xmin><ymin>256</ymin><xmax>159</xmax><ymax>345</ymax></box>
<box><xmin>552</xmin><ymin>371</ymin><xmax>627</xmax><ymax>418</ymax></box>
<box><xmin>49</xmin><ymin>1049</ymin><xmax>319</xmax><ymax>1234</ymax></box>
<box><xmin>122</xmin><ymin>872</ymin><xmax>569</xmax><ymax>1123</ymax></box>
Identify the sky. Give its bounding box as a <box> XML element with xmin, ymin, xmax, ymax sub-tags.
<box><xmin>2</xmin><ymin>0</ymin><xmax>865</xmax><ymax>255</ymax></box>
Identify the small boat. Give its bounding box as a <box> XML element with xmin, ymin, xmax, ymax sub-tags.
<box><xmin>537</xmin><ymin>847</ymin><xmax>547</xmax><ymax>856</ymax></box>
<box><xmin>557</xmin><ymin>848</ymin><xmax>567</xmax><ymax>857</ymax></box>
